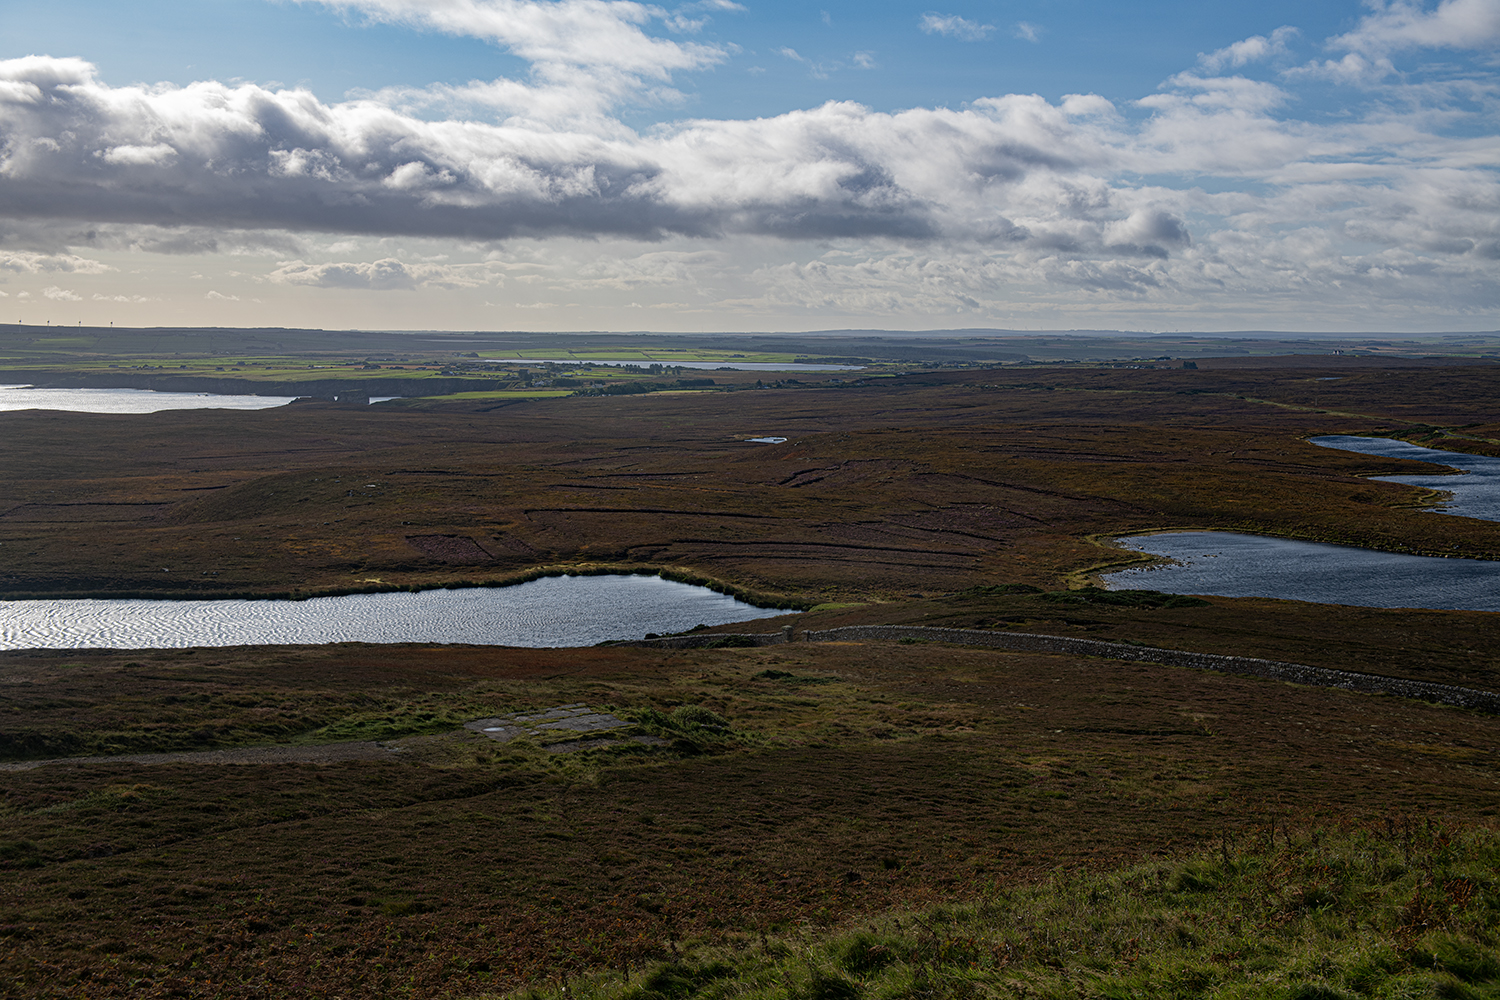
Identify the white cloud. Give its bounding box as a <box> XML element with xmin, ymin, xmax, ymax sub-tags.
<box><xmin>0</xmin><ymin>50</ymin><xmax>1494</xmax><ymax>284</ymax></box>
<box><xmin>266</xmin><ymin>257</ymin><xmax>502</xmax><ymax>290</ymax></box>
<box><xmin>0</xmin><ymin>2</ymin><xmax>1497</xmax><ymax>328</ymax></box>
<box><xmin>206</xmin><ymin>290</ymin><xmax>240</xmax><ymax>300</ymax></box>
<box><xmin>1290</xmin><ymin>0</ymin><xmax>1500</xmax><ymax>84</ymax></box>
<box><xmin>299</xmin><ymin>0</ymin><xmax>729</xmax><ymax>124</ymax></box>
<box><xmin>0</xmin><ymin>251</ymin><xmax>113</xmax><ymax>274</ymax></box>
<box><xmin>919</xmin><ymin>13</ymin><xmax>994</xmax><ymax>41</ymax></box>
<box><xmin>92</xmin><ymin>293</ymin><xmax>155</xmax><ymax>302</ymax></box>
<box><xmin>99</xmin><ymin>143</ymin><xmax>177</xmax><ymax>166</ymax></box>
<box><xmin>1013</xmin><ymin>21</ymin><xmax>1043</xmax><ymax>43</ymax></box>
<box><xmin>571</xmin><ymin>249</ymin><xmax>726</xmax><ymax>288</ymax></box>
<box><xmin>302</xmin><ymin>0</ymin><xmax>726</xmax><ymax>77</ymax></box>
<box><xmin>42</xmin><ymin>286</ymin><xmax>81</xmax><ymax>301</ymax></box>
<box><xmin>1198</xmin><ymin>26</ymin><xmax>1296</xmax><ymax>72</ymax></box>
<box><xmin>1286</xmin><ymin>51</ymin><xmax>1399</xmax><ymax>85</ymax></box>
<box><xmin>1330</xmin><ymin>0</ymin><xmax>1500</xmax><ymax>55</ymax></box>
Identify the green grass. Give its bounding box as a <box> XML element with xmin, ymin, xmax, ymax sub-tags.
<box><xmin>474</xmin><ymin>350</ymin><xmax>808</xmax><ymax>364</ymax></box>
<box><xmin>496</xmin><ymin>823</ymin><xmax>1500</xmax><ymax>1000</ymax></box>
<box><xmin>411</xmin><ymin>389</ymin><xmax>575</xmax><ymax>400</ymax></box>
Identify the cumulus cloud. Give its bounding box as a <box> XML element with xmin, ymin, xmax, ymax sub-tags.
<box><xmin>266</xmin><ymin>257</ymin><xmax>503</xmax><ymax>290</ymax></box>
<box><xmin>42</xmin><ymin>285</ymin><xmax>81</xmax><ymax>301</ymax></box>
<box><xmin>302</xmin><ymin>0</ymin><xmax>730</xmax><ymax>124</ymax></box>
<box><xmin>1291</xmin><ymin>0</ymin><xmax>1500</xmax><ymax>84</ymax></box>
<box><xmin>0</xmin><ymin>0</ymin><xmax>1498</xmax><ymax>322</ymax></box>
<box><xmin>1</xmin><ymin>49</ymin><xmax>1495</xmax><ymax>293</ymax></box>
<box><xmin>1198</xmin><ymin>26</ymin><xmax>1296</xmax><ymax>71</ymax></box>
<box><xmin>0</xmin><ymin>250</ymin><xmax>113</xmax><ymax>274</ymax></box>
<box><xmin>1330</xmin><ymin>0</ymin><xmax>1500</xmax><ymax>55</ymax></box>
<box><xmin>919</xmin><ymin>13</ymin><xmax>994</xmax><ymax>41</ymax></box>
<box><xmin>0</xmin><ymin>55</ymin><xmax>1143</xmax><ymax>246</ymax></box>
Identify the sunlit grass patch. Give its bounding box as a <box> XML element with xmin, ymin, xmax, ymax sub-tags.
<box><xmin>404</xmin><ymin>389</ymin><xmax>575</xmax><ymax>400</ymax></box>
<box><xmin>497</xmin><ymin>823</ymin><xmax>1500</xmax><ymax>1000</ymax></box>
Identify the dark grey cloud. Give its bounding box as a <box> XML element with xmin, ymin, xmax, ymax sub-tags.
<box><xmin>0</xmin><ymin>57</ymin><xmax>1142</xmax><ymax>251</ymax></box>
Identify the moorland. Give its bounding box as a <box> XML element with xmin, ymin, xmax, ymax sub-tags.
<box><xmin>1</xmin><ymin>327</ymin><xmax>1498</xmax><ymax>999</ymax></box>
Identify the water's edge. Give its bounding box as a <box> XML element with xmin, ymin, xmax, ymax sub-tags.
<box><xmin>1101</xmin><ymin>530</ymin><xmax>1500</xmax><ymax>612</ymax></box>
<box><xmin>0</xmin><ymin>563</ymin><xmax>811</xmax><ymax>609</ymax></box>
<box><xmin>0</xmin><ymin>574</ymin><xmax>796</xmax><ymax>650</ymax></box>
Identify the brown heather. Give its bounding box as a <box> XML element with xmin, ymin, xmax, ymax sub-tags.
<box><xmin>0</xmin><ymin>345</ymin><xmax>1497</xmax><ymax>998</ymax></box>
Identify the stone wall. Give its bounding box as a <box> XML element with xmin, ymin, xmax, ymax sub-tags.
<box><xmin>619</xmin><ymin>624</ymin><xmax>1498</xmax><ymax>713</ymax></box>
<box><xmin>798</xmin><ymin>625</ymin><xmax>1500</xmax><ymax>714</ymax></box>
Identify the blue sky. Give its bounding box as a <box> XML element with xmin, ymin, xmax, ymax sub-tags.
<box><xmin>4</xmin><ymin>0</ymin><xmax>1365</xmax><ymax>118</ymax></box>
<box><xmin>0</xmin><ymin>0</ymin><xmax>1496</xmax><ymax>333</ymax></box>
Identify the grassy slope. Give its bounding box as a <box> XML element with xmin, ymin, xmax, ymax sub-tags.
<box><xmin>507</xmin><ymin>821</ymin><xmax>1500</xmax><ymax>1000</ymax></box>
<box><xmin>509</xmin><ymin>823</ymin><xmax>1500</xmax><ymax>1000</ymax></box>
<box><xmin>2</xmin><ymin>641</ymin><xmax>1498</xmax><ymax>997</ymax></box>
<box><xmin>4</xmin><ymin>352</ymin><xmax>1500</xmax><ymax>998</ymax></box>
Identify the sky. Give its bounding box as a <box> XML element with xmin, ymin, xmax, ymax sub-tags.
<box><xmin>0</xmin><ymin>0</ymin><xmax>1497</xmax><ymax>334</ymax></box>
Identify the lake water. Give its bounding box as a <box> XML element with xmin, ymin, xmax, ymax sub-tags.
<box><xmin>1102</xmin><ymin>533</ymin><xmax>1500</xmax><ymax>611</ymax></box>
<box><xmin>1099</xmin><ymin>437</ymin><xmax>1500</xmax><ymax>611</ymax></box>
<box><xmin>1310</xmin><ymin>436</ymin><xmax>1500</xmax><ymax>522</ymax></box>
<box><xmin>0</xmin><ymin>385</ymin><xmax>297</xmax><ymax>413</ymax></box>
<box><xmin>0</xmin><ymin>574</ymin><xmax>790</xmax><ymax>650</ymax></box>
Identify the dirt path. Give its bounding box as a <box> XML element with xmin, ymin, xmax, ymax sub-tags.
<box><xmin>0</xmin><ymin>739</ymin><xmax>402</xmax><ymax>771</ymax></box>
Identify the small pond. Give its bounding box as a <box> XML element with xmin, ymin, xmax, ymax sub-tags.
<box><xmin>0</xmin><ymin>385</ymin><xmax>297</xmax><ymax>414</ymax></box>
<box><xmin>1101</xmin><ymin>532</ymin><xmax>1500</xmax><ymax>612</ymax></box>
<box><xmin>1310</xmin><ymin>436</ymin><xmax>1500</xmax><ymax>522</ymax></box>
<box><xmin>0</xmin><ymin>574</ymin><xmax>790</xmax><ymax>650</ymax></box>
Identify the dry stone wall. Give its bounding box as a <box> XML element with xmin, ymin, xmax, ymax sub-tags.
<box><xmin>621</xmin><ymin>624</ymin><xmax>1498</xmax><ymax>713</ymax></box>
<box><xmin>800</xmin><ymin>625</ymin><xmax>1500</xmax><ymax>714</ymax></box>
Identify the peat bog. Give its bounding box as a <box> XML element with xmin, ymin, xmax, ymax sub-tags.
<box><xmin>2</xmin><ymin>339</ymin><xmax>1499</xmax><ymax>998</ymax></box>
<box><xmin>3</xmin><ymin>641</ymin><xmax>1498</xmax><ymax>998</ymax></box>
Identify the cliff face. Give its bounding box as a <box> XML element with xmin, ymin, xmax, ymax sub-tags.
<box><xmin>9</xmin><ymin>371</ymin><xmax>502</xmax><ymax>399</ymax></box>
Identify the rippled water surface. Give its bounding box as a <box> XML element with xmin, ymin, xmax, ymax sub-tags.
<box><xmin>1102</xmin><ymin>532</ymin><xmax>1500</xmax><ymax>611</ymax></box>
<box><xmin>1310</xmin><ymin>436</ymin><xmax>1500</xmax><ymax>522</ymax></box>
<box><xmin>0</xmin><ymin>575</ymin><xmax>789</xmax><ymax>650</ymax></box>
<box><xmin>0</xmin><ymin>385</ymin><xmax>297</xmax><ymax>413</ymax></box>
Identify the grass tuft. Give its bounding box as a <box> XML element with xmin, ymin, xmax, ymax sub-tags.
<box><xmin>497</xmin><ymin>823</ymin><xmax>1500</xmax><ymax>1000</ymax></box>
